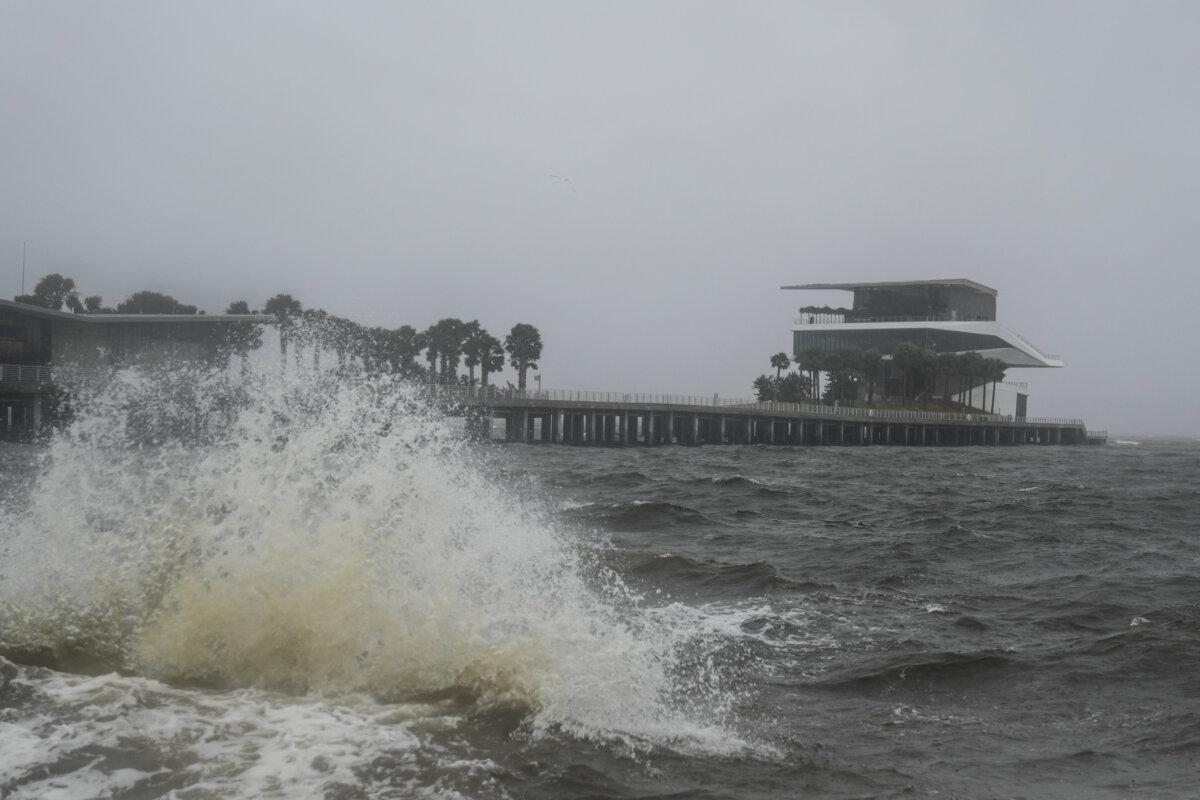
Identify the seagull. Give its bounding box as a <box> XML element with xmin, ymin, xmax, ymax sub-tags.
<box><xmin>547</xmin><ymin>174</ymin><xmax>577</xmax><ymax>194</ymax></box>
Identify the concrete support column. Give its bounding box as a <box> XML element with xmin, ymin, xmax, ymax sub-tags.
<box><xmin>691</xmin><ymin>415</ymin><xmax>700</xmax><ymax>445</ymax></box>
<box><xmin>646</xmin><ymin>413</ymin><xmax>656</xmax><ymax>446</ymax></box>
<box><xmin>666</xmin><ymin>412</ymin><xmax>675</xmax><ymax>445</ymax></box>
<box><xmin>746</xmin><ymin>416</ymin><xmax>754</xmax><ymax>445</ymax></box>
<box><xmin>719</xmin><ymin>416</ymin><xmax>727</xmax><ymax>444</ymax></box>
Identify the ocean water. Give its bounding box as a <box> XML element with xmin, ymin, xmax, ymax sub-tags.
<box><xmin>1</xmin><ymin>369</ymin><xmax>1197</xmax><ymax>799</ymax></box>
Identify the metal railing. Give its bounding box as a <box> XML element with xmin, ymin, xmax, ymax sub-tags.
<box><xmin>0</xmin><ymin>363</ymin><xmax>103</xmax><ymax>384</ymax></box>
<box><xmin>1011</xmin><ymin>331</ymin><xmax>1061</xmax><ymax>361</ymax></box>
<box><xmin>433</xmin><ymin>385</ymin><xmax>1083</xmax><ymax>426</ymax></box>
<box><xmin>0</xmin><ymin>364</ymin><xmax>60</xmax><ymax>384</ymax></box>
<box><xmin>1</xmin><ymin>365</ymin><xmax>1084</xmax><ymax>428</ymax></box>
<box><xmin>794</xmin><ymin>314</ymin><xmax>994</xmax><ymax>326</ymax></box>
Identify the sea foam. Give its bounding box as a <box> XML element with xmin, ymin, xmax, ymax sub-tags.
<box><xmin>0</xmin><ymin>360</ymin><xmax>745</xmax><ymax>759</ymax></box>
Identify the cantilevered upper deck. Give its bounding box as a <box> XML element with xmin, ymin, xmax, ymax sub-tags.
<box><xmin>782</xmin><ymin>279</ymin><xmax>1063</xmax><ymax>368</ymax></box>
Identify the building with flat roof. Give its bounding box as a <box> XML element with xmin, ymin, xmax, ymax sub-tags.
<box><xmin>0</xmin><ymin>298</ymin><xmax>272</xmax><ymax>436</ymax></box>
<box><xmin>782</xmin><ymin>279</ymin><xmax>1063</xmax><ymax>415</ymax></box>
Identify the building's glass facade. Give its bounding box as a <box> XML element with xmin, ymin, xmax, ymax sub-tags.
<box><xmin>793</xmin><ymin>328</ymin><xmax>1011</xmax><ymax>356</ymax></box>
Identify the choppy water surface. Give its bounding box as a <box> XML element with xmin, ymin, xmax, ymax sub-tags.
<box><xmin>1</xmin><ymin>371</ymin><xmax>1197</xmax><ymax>799</ymax></box>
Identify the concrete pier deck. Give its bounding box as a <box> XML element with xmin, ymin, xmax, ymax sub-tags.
<box><xmin>440</xmin><ymin>388</ymin><xmax>1103</xmax><ymax>447</ymax></box>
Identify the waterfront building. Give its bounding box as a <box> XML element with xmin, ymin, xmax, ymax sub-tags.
<box><xmin>782</xmin><ymin>279</ymin><xmax>1062</xmax><ymax>415</ymax></box>
<box><xmin>0</xmin><ymin>298</ymin><xmax>271</xmax><ymax>436</ymax></box>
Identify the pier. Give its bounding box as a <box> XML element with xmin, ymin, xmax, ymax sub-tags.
<box><xmin>441</xmin><ymin>388</ymin><xmax>1104</xmax><ymax>447</ymax></box>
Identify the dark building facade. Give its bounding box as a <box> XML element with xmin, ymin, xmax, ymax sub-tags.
<box><xmin>0</xmin><ymin>299</ymin><xmax>271</xmax><ymax>437</ymax></box>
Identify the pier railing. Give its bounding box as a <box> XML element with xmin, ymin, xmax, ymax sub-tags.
<box><xmin>0</xmin><ymin>364</ymin><xmax>1085</xmax><ymax>428</ymax></box>
<box><xmin>432</xmin><ymin>385</ymin><xmax>1083</xmax><ymax>426</ymax></box>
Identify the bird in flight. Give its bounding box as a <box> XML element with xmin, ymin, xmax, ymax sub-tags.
<box><xmin>547</xmin><ymin>174</ymin><xmax>577</xmax><ymax>194</ymax></box>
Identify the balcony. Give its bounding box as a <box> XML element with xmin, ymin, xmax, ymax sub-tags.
<box><xmin>0</xmin><ymin>364</ymin><xmax>97</xmax><ymax>386</ymax></box>
<box><xmin>794</xmin><ymin>313</ymin><xmax>994</xmax><ymax>325</ymax></box>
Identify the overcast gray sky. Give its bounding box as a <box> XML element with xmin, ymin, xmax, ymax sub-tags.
<box><xmin>2</xmin><ymin>2</ymin><xmax>1198</xmax><ymax>435</ymax></box>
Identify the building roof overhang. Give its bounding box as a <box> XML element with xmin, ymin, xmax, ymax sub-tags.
<box><xmin>790</xmin><ymin>319</ymin><xmax>1064</xmax><ymax>368</ymax></box>
<box><xmin>781</xmin><ymin>279</ymin><xmax>998</xmax><ymax>297</ymax></box>
<box><xmin>0</xmin><ymin>298</ymin><xmax>274</xmax><ymax>324</ymax></box>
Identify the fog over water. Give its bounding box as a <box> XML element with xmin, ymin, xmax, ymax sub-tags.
<box><xmin>2</xmin><ymin>2</ymin><xmax>1198</xmax><ymax>434</ymax></box>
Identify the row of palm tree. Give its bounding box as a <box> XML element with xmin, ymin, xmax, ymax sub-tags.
<box><xmin>891</xmin><ymin>344</ymin><xmax>1008</xmax><ymax>412</ymax></box>
<box><xmin>756</xmin><ymin>346</ymin><xmax>1009</xmax><ymax>412</ymax></box>
<box><xmin>233</xmin><ymin>295</ymin><xmax>544</xmax><ymax>389</ymax></box>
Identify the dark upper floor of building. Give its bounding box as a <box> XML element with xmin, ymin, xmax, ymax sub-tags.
<box><xmin>782</xmin><ymin>279</ymin><xmax>997</xmax><ymax>322</ymax></box>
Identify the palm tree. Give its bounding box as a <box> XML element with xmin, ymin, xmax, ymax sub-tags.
<box><xmin>797</xmin><ymin>349</ymin><xmax>826</xmax><ymax>400</ymax></box>
<box><xmin>421</xmin><ymin>323</ymin><xmax>439</xmax><ymax>383</ymax></box>
<box><xmin>861</xmin><ymin>349</ymin><xmax>882</xmax><ymax>404</ymax></box>
<box><xmin>460</xmin><ymin>321</ymin><xmax>487</xmax><ymax>386</ymax></box>
<box><xmin>388</xmin><ymin>325</ymin><xmax>421</xmax><ymax>376</ymax></box>
<box><xmin>504</xmin><ymin>323</ymin><xmax>543</xmax><ymax>391</ymax></box>
<box><xmin>893</xmin><ymin>343</ymin><xmax>924</xmax><ymax>404</ymax></box>
<box><xmin>770</xmin><ymin>352</ymin><xmax>791</xmax><ymax>380</ymax></box>
<box><xmin>987</xmin><ymin>358</ymin><xmax>1007</xmax><ymax>414</ymax></box>
<box><xmin>480</xmin><ymin>335</ymin><xmax>505</xmax><ymax>388</ymax></box>
<box><xmin>921</xmin><ymin>350</ymin><xmax>944</xmax><ymax>409</ymax></box>
<box><xmin>422</xmin><ymin>318</ymin><xmax>467</xmax><ymax>383</ymax></box>
<box><xmin>370</xmin><ymin>327</ymin><xmax>394</xmax><ymax>371</ymax></box>
<box><xmin>298</xmin><ymin>308</ymin><xmax>330</xmax><ymax>369</ymax></box>
<box><xmin>961</xmin><ymin>351</ymin><xmax>986</xmax><ymax>409</ymax></box>
<box><xmin>938</xmin><ymin>353</ymin><xmax>959</xmax><ymax>405</ymax></box>
<box><xmin>439</xmin><ymin>318</ymin><xmax>469</xmax><ymax>382</ymax></box>
<box><xmin>264</xmin><ymin>294</ymin><xmax>303</xmax><ymax>368</ymax></box>
<box><xmin>327</xmin><ymin>316</ymin><xmax>357</xmax><ymax>368</ymax></box>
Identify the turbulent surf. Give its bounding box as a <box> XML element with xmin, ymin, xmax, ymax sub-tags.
<box><xmin>2</xmin><ymin>363</ymin><xmax>1198</xmax><ymax>798</ymax></box>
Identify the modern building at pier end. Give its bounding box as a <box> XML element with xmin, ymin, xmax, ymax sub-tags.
<box><xmin>782</xmin><ymin>279</ymin><xmax>1063</xmax><ymax>415</ymax></box>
